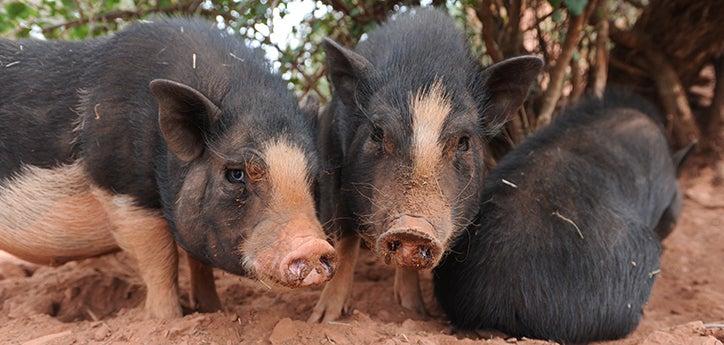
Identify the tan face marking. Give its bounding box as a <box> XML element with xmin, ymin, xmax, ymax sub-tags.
<box><xmin>410</xmin><ymin>80</ymin><xmax>452</xmax><ymax>178</ymax></box>
<box><xmin>239</xmin><ymin>137</ymin><xmax>325</xmax><ymax>281</ymax></box>
<box><xmin>262</xmin><ymin>137</ymin><xmax>315</xmax><ymax>213</ymax></box>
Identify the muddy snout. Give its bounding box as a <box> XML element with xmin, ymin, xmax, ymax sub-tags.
<box><xmin>279</xmin><ymin>239</ymin><xmax>336</xmax><ymax>287</ymax></box>
<box><xmin>376</xmin><ymin>216</ymin><xmax>443</xmax><ymax>269</ymax></box>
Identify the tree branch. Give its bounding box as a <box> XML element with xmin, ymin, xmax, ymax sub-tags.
<box><xmin>41</xmin><ymin>6</ymin><xmax>235</xmax><ymax>34</ymax></box>
<box><xmin>591</xmin><ymin>1</ymin><xmax>609</xmax><ymax>98</ymax></box>
<box><xmin>502</xmin><ymin>0</ymin><xmax>523</xmax><ymax>56</ymax></box>
<box><xmin>475</xmin><ymin>0</ymin><xmax>504</xmax><ymax>62</ymax></box>
<box><xmin>704</xmin><ymin>58</ymin><xmax>723</xmax><ymax>154</ymax></box>
<box><xmin>537</xmin><ymin>0</ymin><xmax>599</xmax><ymax>126</ymax></box>
<box><xmin>570</xmin><ymin>57</ymin><xmax>585</xmax><ymax>102</ymax></box>
<box><xmin>610</xmin><ymin>27</ymin><xmax>701</xmax><ymax>146</ymax></box>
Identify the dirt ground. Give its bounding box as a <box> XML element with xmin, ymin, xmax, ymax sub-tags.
<box><xmin>0</xmin><ymin>162</ymin><xmax>722</xmax><ymax>345</ymax></box>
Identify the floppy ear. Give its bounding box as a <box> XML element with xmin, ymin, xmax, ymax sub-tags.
<box><xmin>476</xmin><ymin>56</ymin><xmax>543</xmax><ymax>135</ymax></box>
<box><xmin>149</xmin><ymin>79</ymin><xmax>221</xmax><ymax>162</ymax></box>
<box><xmin>322</xmin><ymin>38</ymin><xmax>374</xmax><ymax>107</ymax></box>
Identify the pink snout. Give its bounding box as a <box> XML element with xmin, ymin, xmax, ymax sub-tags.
<box><xmin>279</xmin><ymin>239</ymin><xmax>337</xmax><ymax>287</ymax></box>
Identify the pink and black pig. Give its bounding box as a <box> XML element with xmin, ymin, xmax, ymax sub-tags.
<box><xmin>309</xmin><ymin>8</ymin><xmax>542</xmax><ymax>322</ymax></box>
<box><xmin>0</xmin><ymin>18</ymin><xmax>335</xmax><ymax>319</ymax></box>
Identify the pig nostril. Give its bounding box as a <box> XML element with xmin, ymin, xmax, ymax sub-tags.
<box><xmin>387</xmin><ymin>240</ymin><xmax>401</xmax><ymax>253</ymax></box>
<box><xmin>419</xmin><ymin>246</ymin><xmax>432</xmax><ymax>261</ymax></box>
<box><xmin>289</xmin><ymin>259</ymin><xmax>308</xmax><ymax>278</ymax></box>
<box><xmin>319</xmin><ymin>255</ymin><xmax>334</xmax><ymax>274</ymax></box>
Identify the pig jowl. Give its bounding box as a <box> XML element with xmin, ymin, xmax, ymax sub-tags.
<box><xmin>309</xmin><ymin>7</ymin><xmax>542</xmax><ymax>322</ymax></box>
<box><xmin>0</xmin><ymin>18</ymin><xmax>335</xmax><ymax>319</ymax></box>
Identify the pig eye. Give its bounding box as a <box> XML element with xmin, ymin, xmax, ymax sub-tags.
<box><xmin>370</xmin><ymin>125</ymin><xmax>384</xmax><ymax>143</ymax></box>
<box><xmin>457</xmin><ymin>136</ymin><xmax>470</xmax><ymax>152</ymax></box>
<box><xmin>225</xmin><ymin>169</ymin><xmax>245</xmax><ymax>184</ymax></box>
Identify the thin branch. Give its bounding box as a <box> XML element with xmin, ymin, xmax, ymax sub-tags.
<box><xmin>537</xmin><ymin>0</ymin><xmax>600</xmax><ymax>126</ymax></box>
<box><xmin>535</xmin><ymin>19</ymin><xmax>550</xmax><ymax>64</ymax></box>
<box><xmin>591</xmin><ymin>1</ymin><xmax>609</xmax><ymax>99</ymax></box>
<box><xmin>704</xmin><ymin>58</ymin><xmax>723</xmax><ymax>154</ymax></box>
<box><xmin>570</xmin><ymin>58</ymin><xmax>585</xmax><ymax>103</ymax></box>
<box><xmin>623</xmin><ymin>0</ymin><xmax>645</xmax><ymax>9</ymax></box>
<box><xmin>609</xmin><ymin>56</ymin><xmax>646</xmax><ymax>78</ymax></box>
<box><xmin>476</xmin><ymin>0</ymin><xmax>504</xmax><ymax>62</ymax></box>
<box><xmin>502</xmin><ymin>0</ymin><xmax>523</xmax><ymax>56</ymax></box>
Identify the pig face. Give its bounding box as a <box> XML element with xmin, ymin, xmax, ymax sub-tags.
<box><xmin>150</xmin><ymin>80</ymin><xmax>335</xmax><ymax>288</ymax></box>
<box><xmin>324</xmin><ymin>39</ymin><xmax>542</xmax><ymax>270</ymax></box>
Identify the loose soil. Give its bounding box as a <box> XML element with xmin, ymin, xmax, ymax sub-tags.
<box><xmin>1</xmin><ymin>163</ymin><xmax>722</xmax><ymax>345</ymax></box>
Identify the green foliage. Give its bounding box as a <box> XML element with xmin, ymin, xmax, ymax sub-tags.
<box><xmin>564</xmin><ymin>0</ymin><xmax>588</xmax><ymax>16</ymax></box>
<box><xmin>0</xmin><ymin>0</ymin><xmax>630</xmax><ymax>103</ymax></box>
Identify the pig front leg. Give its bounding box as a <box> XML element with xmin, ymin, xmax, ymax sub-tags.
<box><xmin>110</xmin><ymin>218</ymin><xmax>182</xmax><ymax>319</ymax></box>
<box><xmin>308</xmin><ymin>233</ymin><xmax>361</xmax><ymax>322</ymax></box>
<box><xmin>94</xmin><ymin>187</ymin><xmax>182</xmax><ymax>319</ymax></box>
<box><xmin>187</xmin><ymin>254</ymin><xmax>222</xmax><ymax>313</ymax></box>
<box><xmin>394</xmin><ymin>267</ymin><xmax>427</xmax><ymax>315</ymax></box>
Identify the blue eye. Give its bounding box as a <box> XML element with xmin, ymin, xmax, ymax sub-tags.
<box><xmin>225</xmin><ymin>169</ymin><xmax>245</xmax><ymax>183</ymax></box>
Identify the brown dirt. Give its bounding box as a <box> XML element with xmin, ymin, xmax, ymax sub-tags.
<box><xmin>1</xmin><ymin>164</ymin><xmax>722</xmax><ymax>345</ymax></box>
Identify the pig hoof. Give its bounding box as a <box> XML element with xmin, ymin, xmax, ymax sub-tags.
<box><xmin>308</xmin><ymin>295</ymin><xmax>351</xmax><ymax>323</ymax></box>
<box><xmin>145</xmin><ymin>303</ymin><xmax>183</xmax><ymax>319</ymax></box>
<box><xmin>307</xmin><ymin>285</ymin><xmax>352</xmax><ymax>323</ymax></box>
<box><xmin>191</xmin><ymin>293</ymin><xmax>222</xmax><ymax>313</ymax></box>
<box><xmin>395</xmin><ymin>290</ymin><xmax>428</xmax><ymax>316</ymax></box>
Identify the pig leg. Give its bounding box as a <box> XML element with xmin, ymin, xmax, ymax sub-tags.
<box><xmin>308</xmin><ymin>233</ymin><xmax>361</xmax><ymax>322</ymax></box>
<box><xmin>93</xmin><ymin>188</ymin><xmax>182</xmax><ymax>319</ymax></box>
<box><xmin>187</xmin><ymin>254</ymin><xmax>222</xmax><ymax>312</ymax></box>
<box><xmin>394</xmin><ymin>267</ymin><xmax>427</xmax><ymax>314</ymax></box>
<box><xmin>109</xmin><ymin>218</ymin><xmax>181</xmax><ymax>319</ymax></box>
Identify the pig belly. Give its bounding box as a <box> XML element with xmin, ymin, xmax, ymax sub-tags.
<box><xmin>0</xmin><ymin>162</ymin><xmax>119</xmax><ymax>265</ymax></box>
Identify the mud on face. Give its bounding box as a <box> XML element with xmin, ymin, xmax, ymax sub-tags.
<box><xmin>343</xmin><ymin>80</ymin><xmax>485</xmax><ymax>270</ymax></box>
<box><xmin>323</xmin><ymin>38</ymin><xmax>544</xmax><ymax>271</ymax></box>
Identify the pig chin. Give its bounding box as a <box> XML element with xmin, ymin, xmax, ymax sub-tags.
<box><xmin>241</xmin><ymin>221</ymin><xmax>337</xmax><ymax>289</ymax></box>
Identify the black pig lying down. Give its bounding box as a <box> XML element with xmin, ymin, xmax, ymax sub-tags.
<box><xmin>309</xmin><ymin>7</ymin><xmax>542</xmax><ymax>322</ymax></box>
<box><xmin>0</xmin><ymin>18</ymin><xmax>336</xmax><ymax>319</ymax></box>
<box><xmin>434</xmin><ymin>92</ymin><xmax>691</xmax><ymax>343</ymax></box>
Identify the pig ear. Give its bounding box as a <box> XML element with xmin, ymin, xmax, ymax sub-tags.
<box><xmin>476</xmin><ymin>56</ymin><xmax>543</xmax><ymax>136</ymax></box>
<box><xmin>322</xmin><ymin>38</ymin><xmax>374</xmax><ymax>107</ymax></box>
<box><xmin>149</xmin><ymin>79</ymin><xmax>222</xmax><ymax>162</ymax></box>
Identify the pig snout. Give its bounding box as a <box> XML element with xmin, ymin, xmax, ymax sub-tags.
<box><xmin>376</xmin><ymin>215</ymin><xmax>443</xmax><ymax>269</ymax></box>
<box><xmin>279</xmin><ymin>239</ymin><xmax>337</xmax><ymax>287</ymax></box>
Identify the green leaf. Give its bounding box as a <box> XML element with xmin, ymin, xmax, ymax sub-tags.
<box><xmin>572</xmin><ymin>50</ymin><xmax>581</xmax><ymax>61</ymax></box>
<box><xmin>552</xmin><ymin>9</ymin><xmax>563</xmax><ymax>22</ymax></box>
<box><xmin>69</xmin><ymin>25</ymin><xmax>89</xmax><ymax>39</ymax></box>
<box><xmin>548</xmin><ymin>0</ymin><xmax>561</xmax><ymax>8</ymax></box>
<box><xmin>564</xmin><ymin>0</ymin><xmax>587</xmax><ymax>16</ymax></box>
<box><xmin>5</xmin><ymin>2</ymin><xmax>32</xmax><ymax>19</ymax></box>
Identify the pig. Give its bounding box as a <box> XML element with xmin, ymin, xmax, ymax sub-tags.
<box><xmin>433</xmin><ymin>91</ymin><xmax>691</xmax><ymax>343</ymax></box>
<box><xmin>0</xmin><ymin>18</ymin><xmax>336</xmax><ymax>319</ymax></box>
<box><xmin>308</xmin><ymin>7</ymin><xmax>542</xmax><ymax>322</ymax></box>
